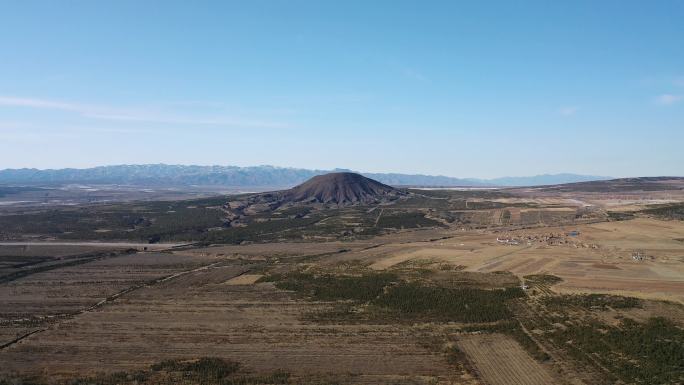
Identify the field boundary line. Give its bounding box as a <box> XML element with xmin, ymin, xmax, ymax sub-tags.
<box><xmin>0</xmin><ymin>328</ymin><xmax>46</xmax><ymax>351</ymax></box>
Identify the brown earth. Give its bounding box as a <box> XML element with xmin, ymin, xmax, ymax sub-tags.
<box><xmin>457</xmin><ymin>333</ymin><xmax>559</xmax><ymax>385</ymax></box>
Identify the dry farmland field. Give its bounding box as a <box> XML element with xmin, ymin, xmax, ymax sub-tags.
<box><xmin>456</xmin><ymin>334</ymin><xmax>556</xmax><ymax>385</ymax></box>
<box><xmin>1</xmin><ymin>178</ymin><xmax>683</xmax><ymax>385</ymax></box>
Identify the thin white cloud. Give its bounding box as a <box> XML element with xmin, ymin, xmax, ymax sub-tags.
<box><xmin>558</xmin><ymin>106</ymin><xmax>579</xmax><ymax>116</ymax></box>
<box><xmin>655</xmin><ymin>94</ymin><xmax>682</xmax><ymax>105</ymax></box>
<box><xmin>0</xmin><ymin>120</ymin><xmax>151</xmax><ymax>136</ymax></box>
<box><xmin>400</xmin><ymin>67</ymin><xmax>428</xmax><ymax>82</ymax></box>
<box><xmin>157</xmin><ymin>100</ymin><xmax>299</xmax><ymax>115</ymax></box>
<box><xmin>0</xmin><ymin>96</ymin><xmax>87</xmax><ymax>112</ymax></box>
<box><xmin>0</xmin><ymin>96</ymin><xmax>290</xmax><ymax>128</ymax></box>
<box><xmin>0</xmin><ymin>120</ymin><xmax>33</xmax><ymax>130</ymax></box>
<box><xmin>82</xmin><ymin>112</ymin><xmax>289</xmax><ymax>128</ymax></box>
<box><xmin>0</xmin><ymin>131</ymin><xmax>79</xmax><ymax>141</ymax></box>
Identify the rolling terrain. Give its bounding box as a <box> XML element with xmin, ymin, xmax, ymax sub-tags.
<box><xmin>0</xmin><ymin>173</ymin><xmax>683</xmax><ymax>385</ymax></box>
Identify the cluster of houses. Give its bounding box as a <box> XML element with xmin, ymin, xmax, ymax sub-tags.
<box><xmin>496</xmin><ymin>237</ymin><xmax>522</xmax><ymax>245</ymax></box>
<box><xmin>496</xmin><ymin>231</ymin><xmax>582</xmax><ymax>247</ymax></box>
<box><xmin>631</xmin><ymin>251</ymin><xmax>653</xmax><ymax>261</ymax></box>
<box><xmin>493</xmin><ymin>230</ymin><xmax>606</xmax><ymax>250</ymax></box>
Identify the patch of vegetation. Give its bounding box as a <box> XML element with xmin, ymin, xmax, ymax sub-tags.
<box><xmin>641</xmin><ymin>203</ymin><xmax>684</xmax><ymax>220</ymax></box>
<box><xmin>265</xmin><ymin>271</ymin><xmax>524</xmax><ymax>323</ymax></box>
<box><xmin>438</xmin><ymin>263</ymin><xmax>465</xmax><ymax>271</ymax></box>
<box><xmin>376</xmin><ymin>211</ymin><xmax>443</xmax><ymax>229</ymax></box>
<box><xmin>607</xmin><ymin>211</ymin><xmax>635</xmax><ymax>221</ymax></box>
<box><xmin>523</xmin><ymin>274</ymin><xmax>563</xmax><ymax>285</ymax></box>
<box><xmin>543</xmin><ymin>294</ymin><xmax>642</xmax><ymax>310</ymax></box>
<box><xmin>375</xmin><ymin>283</ymin><xmax>525</xmax><ymax>323</ymax></box>
<box><xmin>0</xmin><ymin>358</ymin><xmax>291</xmax><ymax>385</ymax></box>
<box><xmin>546</xmin><ymin>317</ymin><xmax>684</xmax><ymax>384</ymax></box>
<box><xmin>432</xmin><ymin>270</ymin><xmax>521</xmax><ymax>290</ymax></box>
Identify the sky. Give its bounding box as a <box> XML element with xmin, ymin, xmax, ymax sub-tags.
<box><xmin>1</xmin><ymin>0</ymin><xmax>683</xmax><ymax>178</ymax></box>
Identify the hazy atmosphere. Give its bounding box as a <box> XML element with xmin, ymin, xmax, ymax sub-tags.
<box><xmin>1</xmin><ymin>1</ymin><xmax>683</xmax><ymax>177</ymax></box>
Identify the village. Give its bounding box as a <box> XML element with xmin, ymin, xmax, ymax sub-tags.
<box><xmin>494</xmin><ymin>230</ymin><xmax>598</xmax><ymax>248</ymax></box>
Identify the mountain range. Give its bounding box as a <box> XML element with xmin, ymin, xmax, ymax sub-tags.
<box><xmin>0</xmin><ymin>164</ymin><xmax>612</xmax><ymax>187</ymax></box>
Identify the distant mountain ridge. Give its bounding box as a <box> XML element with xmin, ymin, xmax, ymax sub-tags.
<box><xmin>0</xmin><ymin>164</ymin><xmax>612</xmax><ymax>187</ymax></box>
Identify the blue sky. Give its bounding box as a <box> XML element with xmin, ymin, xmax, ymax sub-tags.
<box><xmin>1</xmin><ymin>1</ymin><xmax>682</xmax><ymax>178</ymax></box>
